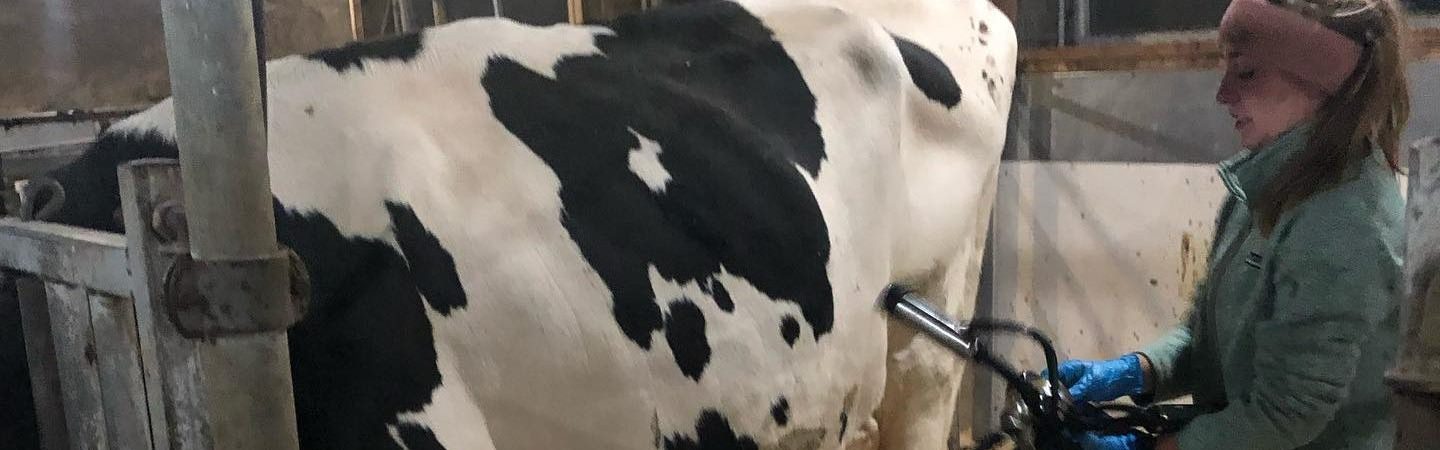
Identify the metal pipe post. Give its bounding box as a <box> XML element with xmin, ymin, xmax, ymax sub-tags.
<box><xmin>156</xmin><ymin>0</ymin><xmax>276</xmax><ymax>262</ymax></box>
<box><xmin>1389</xmin><ymin>137</ymin><xmax>1440</xmax><ymax>449</ymax></box>
<box><xmin>153</xmin><ymin>0</ymin><xmax>303</xmax><ymax>448</ymax></box>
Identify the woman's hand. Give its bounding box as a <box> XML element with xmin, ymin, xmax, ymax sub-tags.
<box><xmin>1068</xmin><ymin>432</ymin><xmax>1178</xmax><ymax>450</ymax></box>
<box><xmin>1056</xmin><ymin>353</ymin><xmax>1150</xmax><ymax>403</ymax></box>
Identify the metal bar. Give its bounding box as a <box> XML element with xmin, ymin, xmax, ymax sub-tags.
<box><xmin>120</xmin><ymin>160</ymin><xmax>300</xmax><ymax>450</ymax></box>
<box><xmin>0</xmin><ymin>218</ymin><xmax>130</xmax><ymax>297</ymax></box>
<box><xmin>90</xmin><ymin>293</ymin><xmax>154</xmax><ymax>450</ymax></box>
<box><xmin>15</xmin><ymin>275</ymin><xmax>71</xmax><ymax>450</ymax></box>
<box><xmin>1389</xmin><ymin>137</ymin><xmax>1440</xmax><ymax>448</ymax></box>
<box><xmin>155</xmin><ymin>0</ymin><xmax>279</xmax><ymax>262</ymax></box>
<box><xmin>45</xmin><ymin>281</ymin><xmax>108</xmax><ymax>450</ymax></box>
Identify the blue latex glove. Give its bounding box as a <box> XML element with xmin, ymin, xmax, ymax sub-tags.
<box><xmin>1070</xmin><ymin>431</ymin><xmax>1148</xmax><ymax>450</ymax></box>
<box><xmin>1056</xmin><ymin>353</ymin><xmax>1146</xmax><ymax>404</ymax></box>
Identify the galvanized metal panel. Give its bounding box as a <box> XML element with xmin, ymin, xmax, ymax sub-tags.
<box><xmin>1393</xmin><ymin>136</ymin><xmax>1440</xmax><ymax>450</ymax></box>
<box><xmin>14</xmin><ymin>275</ymin><xmax>70</xmax><ymax>450</ymax></box>
<box><xmin>0</xmin><ymin>218</ymin><xmax>131</xmax><ymax>297</ymax></box>
<box><xmin>89</xmin><ymin>293</ymin><xmax>154</xmax><ymax>450</ymax></box>
<box><xmin>45</xmin><ymin>281</ymin><xmax>108</xmax><ymax>450</ymax></box>
<box><xmin>987</xmin><ymin>161</ymin><xmax>1226</xmax><ymax>372</ymax></box>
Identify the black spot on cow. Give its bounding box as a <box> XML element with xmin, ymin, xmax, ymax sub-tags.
<box><xmin>838</xmin><ymin>411</ymin><xmax>849</xmax><ymax>442</ymax></box>
<box><xmin>772</xmin><ymin>397</ymin><xmax>791</xmax><ymax>426</ymax></box>
<box><xmin>780</xmin><ymin>315</ymin><xmax>801</xmax><ymax>347</ymax></box>
<box><xmin>483</xmin><ymin>1</ymin><xmax>834</xmax><ymax>355</ymax></box>
<box><xmin>701</xmin><ymin>279</ymin><xmax>734</xmax><ymax>313</ymax></box>
<box><xmin>395</xmin><ymin>423</ymin><xmax>445</xmax><ymax>450</ymax></box>
<box><xmin>979</xmin><ymin>21</ymin><xmax>990</xmax><ymax>34</ymax></box>
<box><xmin>664</xmin><ymin>410</ymin><xmax>759</xmax><ymax>450</ymax></box>
<box><xmin>891</xmin><ymin>35</ymin><xmax>961</xmax><ymax>109</ymax></box>
<box><xmin>275</xmin><ymin>206</ymin><xmax>446</xmax><ymax>450</ymax></box>
<box><xmin>665</xmin><ymin>299</ymin><xmax>711</xmax><ymax>381</ymax></box>
<box><xmin>307</xmin><ymin>33</ymin><xmax>423</xmax><ymax>73</ymax></box>
<box><xmin>304</xmin><ymin>105</ymin><xmax>315</xmax><ymax>116</ymax></box>
<box><xmin>385</xmin><ymin>201</ymin><xmax>468</xmax><ymax>316</ymax></box>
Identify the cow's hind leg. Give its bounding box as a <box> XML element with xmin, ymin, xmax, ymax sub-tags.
<box><xmin>875</xmin><ymin>258</ymin><xmax>982</xmax><ymax>449</ymax></box>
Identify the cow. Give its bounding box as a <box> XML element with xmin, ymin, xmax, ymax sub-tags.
<box><xmin>3</xmin><ymin>0</ymin><xmax>1016</xmax><ymax>448</ymax></box>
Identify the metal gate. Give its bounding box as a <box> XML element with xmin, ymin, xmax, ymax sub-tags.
<box><xmin>1</xmin><ymin>0</ymin><xmax>308</xmax><ymax>448</ymax></box>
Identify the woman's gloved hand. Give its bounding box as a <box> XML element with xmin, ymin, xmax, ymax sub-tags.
<box><xmin>1056</xmin><ymin>353</ymin><xmax>1147</xmax><ymax>404</ymax></box>
<box><xmin>1069</xmin><ymin>431</ymin><xmax>1148</xmax><ymax>450</ymax></box>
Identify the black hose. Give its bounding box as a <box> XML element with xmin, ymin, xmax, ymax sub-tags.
<box><xmin>963</xmin><ymin>319</ymin><xmax>1064</xmax><ymax>415</ymax></box>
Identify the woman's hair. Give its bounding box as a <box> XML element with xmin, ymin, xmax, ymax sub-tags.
<box><xmin>1254</xmin><ymin>0</ymin><xmax>1411</xmax><ymax>234</ymax></box>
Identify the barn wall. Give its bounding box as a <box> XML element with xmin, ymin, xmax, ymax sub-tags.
<box><xmin>0</xmin><ymin>0</ymin><xmax>353</xmax><ymax>117</ymax></box>
<box><xmin>1003</xmin><ymin>61</ymin><xmax>1440</xmax><ymax>164</ymax></box>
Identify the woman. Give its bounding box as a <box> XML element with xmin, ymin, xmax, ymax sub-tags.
<box><xmin>1058</xmin><ymin>1</ymin><xmax>1412</xmax><ymax>449</ymax></box>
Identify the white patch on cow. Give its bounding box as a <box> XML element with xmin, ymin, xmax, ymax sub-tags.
<box><xmin>108</xmin><ymin>98</ymin><xmax>178</xmax><ymax>142</ymax></box>
<box><xmin>626</xmin><ymin>130</ymin><xmax>671</xmax><ymax>193</ymax></box>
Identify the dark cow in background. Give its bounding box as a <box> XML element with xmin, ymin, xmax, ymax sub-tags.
<box><xmin>5</xmin><ymin>0</ymin><xmax>1016</xmax><ymax>448</ymax></box>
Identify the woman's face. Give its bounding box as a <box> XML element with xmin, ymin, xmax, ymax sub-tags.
<box><xmin>1215</xmin><ymin>50</ymin><xmax>1327</xmax><ymax>149</ymax></box>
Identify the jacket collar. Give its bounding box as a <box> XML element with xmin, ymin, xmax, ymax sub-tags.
<box><xmin>1217</xmin><ymin>122</ymin><xmax>1313</xmax><ymax>204</ymax></box>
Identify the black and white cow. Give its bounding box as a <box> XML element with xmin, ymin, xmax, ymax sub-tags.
<box><xmin>5</xmin><ymin>0</ymin><xmax>1015</xmax><ymax>448</ymax></box>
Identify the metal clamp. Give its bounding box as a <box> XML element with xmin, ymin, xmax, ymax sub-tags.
<box><xmin>162</xmin><ymin>248</ymin><xmax>310</xmax><ymax>339</ymax></box>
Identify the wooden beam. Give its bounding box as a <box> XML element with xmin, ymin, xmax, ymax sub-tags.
<box><xmin>1020</xmin><ymin>27</ymin><xmax>1440</xmax><ymax>73</ymax></box>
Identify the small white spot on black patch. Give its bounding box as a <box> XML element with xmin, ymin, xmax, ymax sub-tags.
<box><xmin>772</xmin><ymin>397</ymin><xmax>790</xmax><ymax>426</ymax></box>
<box><xmin>781</xmin><ymin>315</ymin><xmax>801</xmax><ymax>347</ymax></box>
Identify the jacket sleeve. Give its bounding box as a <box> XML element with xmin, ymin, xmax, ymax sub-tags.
<box><xmin>1174</xmin><ymin>207</ymin><xmax>1402</xmax><ymax>450</ymax></box>
<box><xmin>1138</xmin><ymin>290</ymin><xmax>1200</xmax><ymax>401</ymax></box>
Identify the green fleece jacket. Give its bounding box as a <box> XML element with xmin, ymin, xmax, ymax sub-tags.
<box><xmin>1138</xmin><ymin>123</ymin><xmax>1404</xmax><ymax>450</ymax></box>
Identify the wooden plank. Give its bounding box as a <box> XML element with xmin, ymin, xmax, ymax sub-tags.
<box><xmin>119</xmin><ymin>160</ymin><xmax>194</xmax><ymax>450</ymax></box>
<box><xmin>90</xmin><ymin>293</ymin><xmax>154</xmax><ymax>450</ymax></box>
<box><xmin>46</xmin><ymin>281</ymin><xmax>108</xmax><ymax>450</ymax></box>
<box><xmin>14</xmin><ymin>275</ymin><xmax>71</xmax><ymax>450</ymax></box>
<box><xmin>1019</xmin><ymin>27</ymin><xmax>1440</xmax><ymax>73</ymax></box>
<box><xmin>0</xmin><ymin>218</ymin><xmax>131</xmax><ymax>297</ymax></box>
<box><xmin>1020</xmin><ymin>40</ymin><xmax>1222</xmax><ymax>73</ymax></box>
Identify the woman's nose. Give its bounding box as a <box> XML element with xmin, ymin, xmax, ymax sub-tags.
<box><xmin>1216</xmin><ymin>76</ymin><xmax>1238</xmax><ymax>105</ymax></box>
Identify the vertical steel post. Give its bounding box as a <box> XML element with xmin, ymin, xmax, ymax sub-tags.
<box><xmin>1390</xmin><ymin>137</ymin><xmax>1440</xmax><ymax>448</ymax></box>
<box><xmin>156</xmin><ymin>0</ymin><xmax>275</xmax><ymax>262</ymax></box>
<box><xmin>152</xmin><ymin>0</ymin><xmax>303</xmax><ymax>448</ymax></box>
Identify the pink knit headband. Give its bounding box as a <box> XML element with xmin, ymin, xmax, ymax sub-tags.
<box><xmin>1219</xmin><ymin>0</ymin><xmax>1363</xmax><ymax>95</ymax></box>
